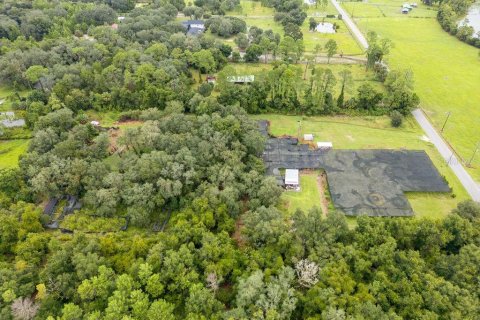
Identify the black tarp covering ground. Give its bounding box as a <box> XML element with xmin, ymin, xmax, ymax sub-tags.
<box><xmin>259</xmin><ymin>121</ymin><xmax>451</xmax><ymax>216</ymax></box>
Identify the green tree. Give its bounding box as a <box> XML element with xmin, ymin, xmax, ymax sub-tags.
<box><xmin>193</xmin><ymin>50</ymin><xmax>216</xmax><ymax>81</ymax></box>
<box><xmin>324</xmin><ymin>39</ymin><xmax>338</xmax><ymax>64</ymax></box>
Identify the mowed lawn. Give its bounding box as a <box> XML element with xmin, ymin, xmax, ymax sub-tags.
<box><xmin>341</xmin><ymin>1</ymin><xmax>480</xmax><ymax>181</ymax></box>
<box><xmin>252</xmin><ymin>114</ymin><xmax>469</xmax><ymax>219</ymax></box>
<box><xmin>281</xmin><ymin>173</ymin><xmax>322</xmax><ymax>214</ymax></box>
<box><xmin>0</xmin><ymin>139</ymin><xmax>29</xmax><ymax>169</ymax></box>
<box><xmin>302</xmin><ymin>18</ymin><xmax>364</xmax><ymax>55</ymax></box>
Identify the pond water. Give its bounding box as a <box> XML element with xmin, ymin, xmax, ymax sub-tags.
<box><xmin>459</xmin><ymin>2</ymin><xmax>480</xmax><ymax>37</ymax></box>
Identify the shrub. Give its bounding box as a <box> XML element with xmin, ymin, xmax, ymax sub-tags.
<box><xmin>390</xmin><ymin>111</ymin><xmax>403</xmax><ymax>127</ymax></box>
<box><xmin>198</xmin><ymin>83</ymin><xmax>214</xmax><ymax>97</ymax></box>
<box><xmin>373</xmin><ymin>63</ymin><xmax>389</xmax><ymax>82</ymax></box>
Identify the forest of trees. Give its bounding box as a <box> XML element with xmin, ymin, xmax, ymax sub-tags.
<box><xmin>436</xmin><ymin>0</ymin><xmax>480</xmax><ymax>48</ymax></box>
<box><xmin>0</xmin><ymin>0</ymin><xmax>475</xmax><ymax>319</ymax></box>
<box><xmin>1</xmin><ymin>189</ymin><xmax>479</xmax><ymax>318</ymax></box>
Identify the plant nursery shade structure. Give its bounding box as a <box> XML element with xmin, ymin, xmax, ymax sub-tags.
<box><xmin>259</xmin><ymin>121</ymin><xmax>450</xmax><ymax>217</ymax></box>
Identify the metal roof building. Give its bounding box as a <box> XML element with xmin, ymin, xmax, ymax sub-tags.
<box><xmin>285</xmin><ymin>169</ymin><xmax>299</xmax><ymax>186</ymax></box>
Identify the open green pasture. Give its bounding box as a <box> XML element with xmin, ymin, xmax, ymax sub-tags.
<box><xmin>341</xmin><ymin>0</ymin><xmax>480</xmax><ymax>180</ymax></box>
<box><xmin>251</xmin><ymin>114</ymin><xmax>469</xmax><ymax>219</ymax></box>
<box><xmin>0</xmin><ymin>139</ymin><xmax>29</xmax><ymax>169</ymax></box>
<box><xmin>342</xmin><ymin>0</ymin><xmax>437</xmax><ymax>18</ymax></box>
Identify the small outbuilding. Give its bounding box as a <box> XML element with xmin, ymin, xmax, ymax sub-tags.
<box><xmin>206</xmin><ymin>76</ymin><xmax>217</xmax><ymax>84</ymax></box>
<box><xmin>304</xmin><ymin>134</ymin><xmax>314</xmax><ymax>141</ymax></box>
<box><xmin>226</xmin><ymin>75</ymin><xmax>255</xmax><ymax>84</ymax></box>
<box><xmin>317</xmin><ymin>142</ymin><xmax>333</xmax><ymax>150</ymax></box>
<box><xmin>315</xmin><ymin>22</ymin><xmax>336</xmax><ymax>34</ymax></box>
<box><xmin>285</xmin><ymin>169</ymin><xmax>300</xmax><ymax>190</ymax></box>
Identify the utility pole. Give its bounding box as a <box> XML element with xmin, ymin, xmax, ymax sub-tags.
<box><xmin>467</xmin><ymin>142</ymin><xmax>480</xmax><ymax>166</ymax></box>
<box><xmin>297</xmin><ymin>120</ymin><xmax>301</xmax><ymax>140</ymax></box>
<box><xmin>441</xmin><ymin>111</ymin><xmax>451</xmax><ymax>133</ymax></box>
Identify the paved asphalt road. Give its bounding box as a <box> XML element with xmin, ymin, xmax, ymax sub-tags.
<box><xmin>412</xmin><ymin>109</ymin><xmax>480</xmax><ymax>201</ymax></box>
<box><xmin>330</xmin><ymin>0</ymin><xmax>369</xmax><ymax>49</ymax></box>
<box><xmin>330</xmin><ymin>0</ymin><xmax>480</xmax><ymax>201</ymax></box>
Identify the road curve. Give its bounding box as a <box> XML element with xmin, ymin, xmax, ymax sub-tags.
<box><xmin>330</xmin><ymin>0</ymin><xmax>369</xmax><ymax>49</ymax></box>
<box><xmin>330</xmin><ymin>0</ymin><xmax>480</xmax><ymax>201</ymax></box>
<box><xmin>412</xmin><ymin>109</ymin><xmax>480</xmax><ymax>201</ymax></box>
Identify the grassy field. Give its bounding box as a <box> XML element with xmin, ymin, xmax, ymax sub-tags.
<box><xmin>342</xmin><ymin>0</ymin><xmax>438</xmax><ymax>18</ymax></box>
<box><xmin>281</xmin><ymin>172</ymin><xmax>322</xmax><ymax>214</ymax></box>
<box><xmin>301</xmin><ymin>18</ymin><xmax>364</xmax><ymax>55</ymax></box>
<box><xmin>0</xmin><ymin>139</ymin><xmax>29</xmax><ymax>169</ymax></box>
<box><xmin>252</xmin><ymin>114</ymin><xmax>469</xmax><ymax>219</ymax></box>
<box><xmin>340</xmin><ymin>0</ymin><xmax>480</xmax><ymax>181</ymax></box>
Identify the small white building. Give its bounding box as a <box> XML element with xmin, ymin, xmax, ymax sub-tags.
<box><xmin>317</xmin><ymin>142</ymin><xmax>333</xmax><ymax>150</ymax></box>
<box><xmin>226</xmin><ymin>75</ymin><xmax>255</xmax><ymax>84</ymax></box>
<box><xmin>315</xmin><ymin>22</ymin><xmax>336</xmax><ymax>34</ymax></box>
<box><xmin>90</xmin><ymin>120</ymin><xmax>100</xmax><ymax>126</ymax></box>
<box><xmin>285</xmin><ymin>169</ymin><xmax>300</xmax><ymax>191</ymax></box>
<box><xmin>304</xmin><ymin>134</ymin><xmax>314</xmax><ymax>141</ymax></box>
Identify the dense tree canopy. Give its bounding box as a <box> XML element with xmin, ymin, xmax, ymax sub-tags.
<box><xmin>0</xmin><ymin>1</ymin><xmax>471</xmax><ymax>319</ymax></box>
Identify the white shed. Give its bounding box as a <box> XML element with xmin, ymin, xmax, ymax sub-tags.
<box><xmin>304</xmin><ymin>134</ymin><xmax>314</xmax><ymax>141</ymax></box>
<box><xmin>317</xmin><ymin>142</ymin><xmax>333</xmax><ymax>150</ymax></box>
<box><xmin>285</xmin><ymin>169</ymin><xmax>300</xmax><ymax>190</ymax></box>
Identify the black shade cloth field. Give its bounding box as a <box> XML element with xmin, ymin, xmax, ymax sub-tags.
<box><xmin>259</xmin><ymin>121</ymin><xmax>450</xmax><ymax>216</ymax></box>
